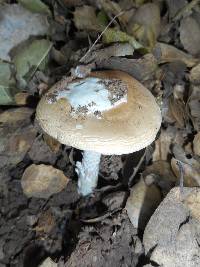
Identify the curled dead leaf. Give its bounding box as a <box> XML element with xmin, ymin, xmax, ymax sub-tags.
<box><xmin>187</xmin><ymin>85</ymin><xmax>200</xmax><ymax>131</ymax></box>
<box><xmin>152</xmin><ymin>126</ymin><xmax>184</xmax><ymax>162</ymax></box>
<box><xmin>193</xmin><ymin>132</ymin><xmax>200</xmax><ymax>156</ymax></box>
<box><xmin>153</xmin><ymin>42</ymin><xmax>198</xmax><ymax>67</ymax></box>
<box><xmin>171</xmin><ymin>157</ymin><xmax>200</xmax><ymax>187</ymax></box>
<box><xmin>190</xmin><ymin>63</ymin><xmax>200</xmax><ymax>84</ymax></box>
<box><xmin>169</xmin><ymin>95</ymin><xmax>186</xmax><ymax>128</ymax></box>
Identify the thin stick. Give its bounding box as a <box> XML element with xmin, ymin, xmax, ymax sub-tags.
<box><xmin>79</xmin><ymin>11</ymin><xmax>125</xmax><ymax>63</ymax></box>
<box><xmin>128</xmin><ymin>149</ymin><xmax>146</xmax><ymax>187</ymax></box>
<box><xmin>28</xmin><ymin>42</ymin><xmax>53</xmax><ymax>82</ymax></box>
<box><xmin>176</xmin><ymin>160</ymin><xmax>184</xmax><ymax>199</ymax></box>
<box><xmin>173</xmin><ymin>0</ymin><xmax>200</xmax><ymax>21</ymax></box>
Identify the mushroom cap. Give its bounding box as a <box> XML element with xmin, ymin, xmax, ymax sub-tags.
<box><xmin>36</xmin><ymin>70</ymin><xmax>161</xmax><ymax>155</ymax></box>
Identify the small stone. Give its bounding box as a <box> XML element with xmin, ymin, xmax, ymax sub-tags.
<box><xmin>143</xmin><ymin>187</ymin><xmax>200</xmax><ymax>267</ymax></box>
<box><xmin>125</xmin><ymin>179</ymin><xmax>161</xmax><ymax>229</ymax></box>
<box><xmin>21</xmin><ymin>164</ymin><xmax>69</xmax><ymax>199</ymax></box>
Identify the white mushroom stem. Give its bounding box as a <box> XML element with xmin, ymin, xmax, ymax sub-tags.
<box><xmin>76</xmin><ymin>150</ymin><xmax>101</xmax><ymax>196</ymax></box>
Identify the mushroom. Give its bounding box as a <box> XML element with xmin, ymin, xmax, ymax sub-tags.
<box><xmin>36</xmin><ymin>70</ymin><xmax>161</xmax><ymax>196</ymax></box>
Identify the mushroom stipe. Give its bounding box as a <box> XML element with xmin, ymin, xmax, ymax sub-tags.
<box><xmin>36</xmin><ymin>70</ymin><xmax>161</xmax><ymax>196</ymax></box>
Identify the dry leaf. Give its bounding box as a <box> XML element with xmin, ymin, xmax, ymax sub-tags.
<box><xmin>21</xmin><ymin>164</ymin><xmax>69</xmax><ymax>198</ymax></box>
<box><xmin>62</xmin><ymin>0</ymin><xmax>83</xmax><ymax>7</ymax></box>
<box><xmin>0</xmin><ymin>108</ymin><xmax>36</xmax><ymax>168</ymax></box>
<box><xmin>193</xmin><ymin>132</ymin><xmax>200</xmax><ymax>156</ymax></box>
<box><xmin>190</xmin><ymin>63</ymin><xmax>200</xmax><ymax>84</ymax></box>
<box><xmin>180</xmin><ymin>16</ymin><xmax>200</xmax><ymax>56</ymax></box>
<box><xmin>143</xmin><ymin>161</ymin><xmax>177</xmax><ymax>195</ymax></box>
<box><xmin>171</xmin><ymin>157</ymin><xmax>200</xmax><ymax>187</ymax></box>
<box><xmin>168</xmin><ymin>95</ymin><xmax>186</xmax><ymax>128</ymax></box>
<box><xmin>102</xmin><ymin>28</ymin><xmax>143</xmax><ymax>50</ymax></box>
<box><xmin>81</xmin><ymin>43</ymin><xmax>134</xmax><ymax>64</ymax></box>
<box><xmin>39</xmin><ymin>257</ymin><xmax>57</xmax><ymax>267</ymax></box>
<box><xmin>0</xmin><ymin>4</ymin><xmax>49</xmax><ymax>60</ymax></box>
<box><xmin>97</xmin><ymin>53</ymin><xmax>157</xmax><ymax>82</ymax></box>
<box><xmin>127</xmin><ymin>3</ymin><xmax>160</xmax><ymax>49</ymax></box>
<box><xmin>153</xmin><ymin>42</ymin><xmax>198</xmax><ymax>67</ymax></box>
<box><xmin>73</xmin><ymin>5</ymin><xmax>101</xmax><ymax>31</ymax></box>
<box><xmin>0</xmin><ymin>107</ymin><xmax>33</xmax><ymax>126</ymax></box>
<box><xmin>165</xmin><ymin>0</ymin><xmax>187</xmax><ymax>19</ymax></box>
<box><xmin>187</xmin><ymin>85</ymin><xmax>200</xmax><ymax>131</ymax></box>
<box><xmin>35</xmin><ymin>209</ymin><xmax>55</xmax><ymax>234</ymax></box>
<box><xmin>98</xmin><ymin>0</ymin><xmax>127</xmax><ymax>25</ymax></box>
<box><xmin>14</xmin><ymin>92</ymin><xmax>30</xmax><ymax>105</ymax></box>
<box><xmin>125</xmin><ymin>179</ymin><xmax>161</xmax><ymax>229</ymax></box>
<box><xmin>152</xmin><ymin>126</ymin><xmax>184</xmax><ymax>161</ymax></box>
<box><xmin>43</xmin><ymin>134</ymin><xmax>61</xmax><ymax>153</ymax></box>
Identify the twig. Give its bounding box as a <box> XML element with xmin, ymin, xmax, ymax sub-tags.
<box><xmin>128</xmin><ymin>149</ymin><xmax>147</xmax><ymax>187</ymax></box>
<box><xmin>173</xmin><ymin>0</ymin><xmax>200</xmax><ymax>21</ymax></box>
<box><xmin>28</xmin><ymin>42</ymin><xmax>53</xmax><ymax>82</ymax></box>
<box><xmin>79</xmin><ymin>11</ymin><xmax>125</xmax><ymax>63</ymax></box>
<box><xmin>176</xmin><ymin>160</ymin><xmax>184</xmax><ymax>199</ymax></box>
<box><xmin>81</xmin><ymin>208</ymin><xmax>122</xmax><ymax>223</ymax></box>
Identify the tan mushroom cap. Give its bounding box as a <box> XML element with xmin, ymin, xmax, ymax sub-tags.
<box><xmin>36</xmin><ymin>70</ymin><xmax>161</xmax><ymax>155</ymax></box>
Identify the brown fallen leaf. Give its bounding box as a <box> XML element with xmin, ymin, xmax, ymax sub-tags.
<box><xmin>193</xmin><ymin>132</ymin><xmax>200</xmax><ymax>156</ymax></box>
<box><xmin>127</xmin><ymin>3</ymin><xmax>160</xmax><ymax>49</ymax></box>
<box><xmin>189</xmin><ymin>63</ymin><xmax>200</xmax><ymax>84</ymax></box>
<box><xmin>125</xmin><ymin>178</ymin><xmax>161</xmax><ymax>229</ymax></box>
<box><xmin>35</xmin><ymin>209</ymin><xmax>55</xmax><ymax>235</ymax></box>
<box><xmin>171</xmin><ymin>157</ymin><xmax>200</xmax><ymax>187</ymax></box>
<box><xmin>0</xmin><ymin>108</ymin><xmax>37</xmax><ymax>168</ymax></box>
<box><xmin>153</xmin><ymin>42</ymin><xmax>199</xmax><ymax>67</ymax></box>
<box><xmin>80</xmin><ymin>43</ymin><xmax>134</xmax><ymax>64</ymax></box>
<box><xmin>39</xmin><ymin>257</ymin><xmax>57</xmax><ymax>267</ymax></box>
<box><xmin>143</xmin><ymin>160</ymin><xmax>177</xmax><ymax>195</ymax></box>
<box><xmin>14</xmin><ymin>92</ymin><xmax>30</xmax><ymax>105</ymax></box>
<box><xmin>63</xmin><ymin>0</ymin><xmax>83</xmax><ymax>7</ymax></box>
<box><xmin>97</xmin><ymin>53</ymin><xmax>157</xmax><ymax>82</ymax></box>
<box><xmin>73</xmin><ymin>5</ymin><xmax>101</xmax><ymax>31</ymax></box>
<box><xmin>43</xmin><ymin>134</ymin><xmax>61</xmax><ymax>153</ymax></box>
<box><xmin>21</xmin><ymin>164</ymin><xmax>69</xmax><ymax>198</ymax></box>
<box><xmin>152</xmin><ymin>126</ymin><xmax>184</xmax><ymax>162</ymax></box>
<box><xmin>165</xmin><ymin>0</ymin><xmax>188</xmax><ymax>19</ymax></box>
<box><xmin>6</xmin><ymin>127</ymin><xmax>36</xmax><ymax>154</ymax></box>
<box><xmin>180</xmin><ymin>16</ymin><xmax>200</xmax><ymax>56</ymax></box>
<box><xmin>0</xmin><ymin>107</ymin><xmax>33</xmax><ymax>126</ymax></box>
<box><xmin>187</xmin><ymin>85</ymin><xmax>200</xmax><ymax>131</ymax></box>
<box><xmin>168</xmin><ymin>95</ymin><xmax>186</xmax><ymax>128</ymax></box>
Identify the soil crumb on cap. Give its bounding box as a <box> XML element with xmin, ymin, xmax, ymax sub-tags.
<box><xmin>46</xmin><ymin>77</ymin><xmax>128</xmax><ymax>119</ymax></box>
<box><xmin>98</xmin><ymin>79</ymin><xmax>128</xmax><ymax>105</ymax></box>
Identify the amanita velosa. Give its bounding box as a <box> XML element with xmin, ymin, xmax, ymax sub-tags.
<box><xmin>36</xmin><ymin>70</ymin><xmax>161</xmax><ymax>196</ymax></box>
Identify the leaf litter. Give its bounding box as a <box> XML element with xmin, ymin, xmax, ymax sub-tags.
<box><xmin>1</xmin><ymin>0</ymin><xmax>200</xmax><ymax>267</ymax></box>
